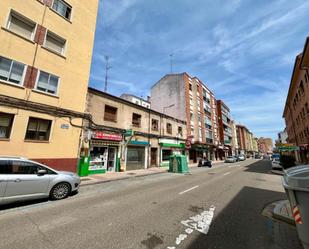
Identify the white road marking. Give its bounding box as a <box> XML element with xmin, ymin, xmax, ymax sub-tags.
<box><xmin>178</xmin><ymin>185</ymin><xmax>199</xmax><ymax>195</ymax></box>
<box><xmin>223</xmin><ymin>172</ymin><xmax>231</xmax><ymax>176</ymax></box>
<box><xmin>167</xmin><ymin>205</ymin><xmax>216</xmax><ymax>248</ymax></box>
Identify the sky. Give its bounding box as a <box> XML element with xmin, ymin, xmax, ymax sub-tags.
<box><xmin>89</xmin><ymin>0</ymin><xmax>309</xmax><ymax>141</ymax></box>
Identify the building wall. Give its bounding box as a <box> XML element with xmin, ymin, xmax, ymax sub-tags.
<box><xmin>150</xmin><ymin>74</ymin><xmax>186</xmax><ymax>122</ymax></box>
<box><xmin>0</xmin><ymin>0</ymin><xmax>99</xmax><ymax>171</ymax></box>
<box><xmin>87</xmin><ymin>89</ymin><xmax>187</xmax><ymax>140</ymax></box>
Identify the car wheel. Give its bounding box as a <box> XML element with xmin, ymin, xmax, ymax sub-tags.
<box><xmin>50</xmin><ymin>182</ymin><xmax>71</xmax><ymax>200</ymax></box>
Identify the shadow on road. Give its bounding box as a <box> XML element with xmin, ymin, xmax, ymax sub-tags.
<box><xmin>0</xmin><ymin>198</ymin><xmax>49</xmax><ymax>211</ymax></box>
<box><xmin>0</xmin><ymin>191</ymin><xmax>78</xmax><ymax>211</ymax></box>
<box><xmin>186</xmin><ymin>186</ymin><xmax>301</xmax><ymax>249</ymax></box>
<box><xmin>244</xmin><ymin>159</ymin><xmax>273</xmax><ymax>175</ymax></box>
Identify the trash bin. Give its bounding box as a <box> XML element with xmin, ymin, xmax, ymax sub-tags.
<box><xmin>282</xmin><ymin>165</ymin><xmax>309</xmax><ymax>249</ymax></box>
<box><xmin>169</xmin><ymin>155</ymin><xmax>189</xmax><ymax>173</ymax></box>
<box><xmin>78</xmin><ymin>156</ymin><xmax>90</xmax><ymax>177</ymax></box>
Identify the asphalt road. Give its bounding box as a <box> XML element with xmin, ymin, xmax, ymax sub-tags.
<box><xmin>0</xmin><ymin>159</ymin><xmax>302</xmax><ymax>249</ymax></box>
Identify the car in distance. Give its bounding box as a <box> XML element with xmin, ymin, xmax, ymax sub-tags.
<box><xmin>225</xmin><ymin>156</ymin><xmax>237</xmax><ymax>163</ymax></box>
<box><xmin>198</xmin><ymin>158</ymin><xmax>212</xmax><ymax>168</ymax></box>
<box><xmin>0</xmin><ymin>156</ymin><xmax>80</xmax><ymax>205</ymax></box>
<box><xmin>237</xmin><ymin>155</ymin><xmax>245</xmax><ymax>161</ymax></box>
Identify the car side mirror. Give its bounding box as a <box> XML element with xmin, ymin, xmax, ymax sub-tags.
<box><xmin>37</xmin><ymin>169</ymin><xmax>47</xmax><ymax>175</ymax></box>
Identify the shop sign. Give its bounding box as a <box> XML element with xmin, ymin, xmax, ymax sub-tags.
<box><xmin>92</xmin><ymin>131</ymin><xmax>122</xmax><ymax>141</ymax></box>
<box><xmin>125</xmin><ymin>129</ymin><xmax>134</xmax><ymax>136</ymax></box>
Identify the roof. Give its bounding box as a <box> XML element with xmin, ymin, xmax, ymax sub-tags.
<box><xmin>300</xmin><ymin>36</ymin><xmax>309</xmax><ymax>68</ymax></box>
<box><xmin>88</xmin><ymin>87</ymin><xmax>186</xmax><ymax>124</ymax></box>
<box><xmin>120</xmin><ymin>94</ymin><xmax>150</xmax><ymax>104</ymax></box>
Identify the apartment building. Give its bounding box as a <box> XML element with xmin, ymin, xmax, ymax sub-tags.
<box><xmin>150</xmin><ymin>73</ymin><xmax>219</xmax><ymax>162</ymax></box>
<box><xmin>230</xmin><ymin>120</ymin><xmax>239</xmax><ymax>155</ymax></box>
<box><xmin>283</xmin><ymin>37</ymin><xmax>309</xmax><ymax>163</ymax></box>
<box><xmin>120</xmin><ymin>94</ymin><xmax>151</xmax><ymax>109</ymax></box>
<box><xmin>85</xmin><ymin>87</ymin><xmax>187</xmax><ymax>173</ymax></box>
<box><xmin>0</xmin><ymin>0</ymin><xmax>98</xmax><ymax>171</ymax></box>
<box><xmin>258</xmin><ymin>137</ymin><xmax>273</xmax><ymax>154</ymax></box>
<box><xmin>216</xmin><ymin>100</ymin><xmax>233</xmax><ymax>158</ymax></box>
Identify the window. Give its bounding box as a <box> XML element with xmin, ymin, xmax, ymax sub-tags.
<box><xmin>36</xmin><ymin>71</ymin><xmax>59</xmax><ymax>95</ymax></box>
<box><xmin>104</xmin><ymin>105</ymin><xmax>117</xmax><ymax>122</ymax></box>
<box><xmin>25</xmin><ymin>117</ymin><xmax>52</xmax><ymax>141</ymax></box>
<box><xmin>166</xmin><ymin>123</ymin><xmax>172</xmax><ymax>134</ymax></box>
<box><xmin>0</xmin><ymin>56</ymin><xmax>26</xmax><ymax>85</ymax></box>
<box><xmin>132</xmin><ymin>113</ymin><xmax>141</xmax><ymax>127</ymax></box>
<box><xmin>44</xmin><ymin>31</ymin><xmax>66</xmax><ymax>55</ymax></box>
<box><xmin>178</xmin><ymin>126</ymin><xmax>183</xmax><ymax>136</ymax></box>
<box><xmin>152</xmin><ymin>119</ymin><xmax>159</xmax><ymax>131</ymax></box>
<box><xmin>0</xmin><ymin>113</ymin><xmax>14</xmax><ymax>139</ymax></box>
<box><xmin>7</xmin><ymin>11</ymin><xmax>36</xmax><ymax>40</ymax></box>
<box><xmin>52</xmin><ymin>0</ymin><xmax>72</xmax><ymax>20</ymax></box>
<box><xmin>162</xmin><ymin>149</ymin><xmax>173</xmax><ymax>161</ymax></box>
<box><xmin>189</xmin><ymin>84</ymin><xmax>192</xmax><ymax>91</ymax></box>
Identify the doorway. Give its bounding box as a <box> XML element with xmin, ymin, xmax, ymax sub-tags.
<box><xmin>150</xmin><ymin>148</ymin><xmax>158</xmax><ymax>167</ymax></box>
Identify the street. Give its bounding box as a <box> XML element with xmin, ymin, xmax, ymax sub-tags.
<box><xmin>0</xmin><ymin>159</ymin><xmax>302</xmax><ymax>249</ymax></box>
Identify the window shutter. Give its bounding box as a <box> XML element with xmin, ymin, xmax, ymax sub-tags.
<box><xmin>34</xmin><ymin>25</ymin><xmax>46</xmax><ymax>45</ymax></box>
<box><xmin>24</xmin><ymin>66</ymin><xmax>38</xmax><ymax>89</ymax></box>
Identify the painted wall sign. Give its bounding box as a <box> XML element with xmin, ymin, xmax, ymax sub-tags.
<box><xmin>92</xmin><ymin>131</ymin><xmax>122</xmax><ymax>141</ymax></box>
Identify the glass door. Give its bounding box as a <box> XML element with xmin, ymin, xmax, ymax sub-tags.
<box><xmin>107</xmin><ymin>147</ymin><xmax>116</xmax><ymax>172</ymax></box>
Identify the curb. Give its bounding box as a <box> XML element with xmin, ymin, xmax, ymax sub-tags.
<box><xmin>273</xmin><ymin>200</ymin><xmax>295</xmax><ymax>226</ymax></box>
<box><xmin>262</xmin><ymin>200</ymin><xmax>295</xmax><ymax>227</ymax></box>
<box><xmin>271</xmin><ymin>170</ymin><xmax>284</xmax><ymax>176</ymax></box>
<box><xmin>80</xmin><ymin>170</ymin><xmax>168</xmax><ymax>187</ymax></box>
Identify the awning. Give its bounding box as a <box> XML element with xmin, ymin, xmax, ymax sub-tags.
<box><xmin>92</xmin><ymin>140</ymin><xmax>120</xmax><ymax>147</ymax></box>
<box><xmin>160</xmin><ymin>143</ymin><xmax>185</xmax><ymax>148</ymax></box>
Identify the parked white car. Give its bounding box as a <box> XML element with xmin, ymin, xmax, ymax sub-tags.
<box><xmin>225</xmin><ymin>156</ymin><xmax>237</xmax><ymax>163</ymax></box>
<box><xmin>0</xmin><ymin>156</ymin><xmax>80</xmax><ymax>205</ymax></box>
<box><xmin>272</xmin><ymin>157</ymin><xmax>283</xmax><ymax>170</ymax></box>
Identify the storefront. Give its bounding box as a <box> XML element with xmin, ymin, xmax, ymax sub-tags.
<box><xmin>125</xmin><ymin>140</ymin><xmax>149</xmax><ymax>171</ymax></box>
<box><xmin>159</xmin><ymin>139</ymin><xmax>186</xmax><ymax>166</ymax></box>
<box><xmin>189</xmin><ymin>144</ymin><xmax>213</xmax><ymax>163</ymax></box>
<box><xmin>89</xmin><ymin>131</ymin><xmax>122</xmax><ymax>174</ymax></box>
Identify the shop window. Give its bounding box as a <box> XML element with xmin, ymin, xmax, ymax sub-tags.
<box><xmin>162</xmin><ymin>149</ymin><xmax>173</xmax><ymax>161</ymax></box>
<box><xmin>0</xmin><ymin>56</ymin><xmax>26</xmax><ymax>85</ymax></box>
<box><xmin>132</xmin><ymin>113</ymin><xmax>141</xmax><ymax>127</ymax></box>
<box><xmin>152</xmin><ymin>119</ymin><xmax>158</xmax><ymax>131</ymax></box>
<box><xmin>0</xmin><ymin>112</ymin><xmax>14</xmax><ymax>139</ymax></box>
<box><xmin>52</xmin><ymin>0</ymin><xmax>72</xmax><ymax>20</ymax></box>
<box><xmin>166</xmin><ymin>123</ymin><xmax>172</xmax><ymax>134</ymax></box>
<box><xmin>44</xmin><ymin>31</ymin><xmax>66</xmax><ymax>55</ymax></box>
<box><xmin>178</xmin><ymin>126</ymin><xmax>183</xmax><ymax>136</ymax></box>
<box><xmin>104</xmin><ymin>105</ymin><xmax>117</xmax><ymax>122</ymax></box>
<box><xmin>7</xmin><ymin>11</ymin><xmax>36</xmax><ymax>40</ymax></box>
<box><xmin>36</xmin><ymin>70</ymin><xmax>59</xmax><ymax>95</ymax></box>
<box><xmin>25</xmin><ymin>117</ymin><xmax>51</xmax><ymax>141</ymax></box>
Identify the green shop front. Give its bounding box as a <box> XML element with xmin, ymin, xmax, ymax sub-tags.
<box><xmin>159</xmin><ymin>139</ymin><xmax>186</xmax><ymax>166</ymax></box>
<box><xmin>88</xmin><ymin>131</ymin><xmax>122</xmax><ymax>174</ymax></box>
<box><xmin>125</xmin><ymin>140</ymin><xmax>149</xmax><ymax>171</ymax></box>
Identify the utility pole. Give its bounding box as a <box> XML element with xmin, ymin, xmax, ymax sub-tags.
<box><xmin>104</xmin><ymin>55</ymin><xmax>112</xmax><ymax>92</ymax></box>
<box><xmin>169</xmin><ymin>53</ymin><xmax>174</xmax><ymax>73</ymax></box>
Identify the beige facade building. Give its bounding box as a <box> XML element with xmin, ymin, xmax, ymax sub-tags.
<box><xmin>150</xmin><ymin>73</ymin><xmax>220</xmax><ymax>162</ymax></box>
<box><xmin>0</xmin><ymin>0</ymin><xmax>98</xmax><ymax>171</ymax></box>
<box><xmin>283</xmin><ymin>36</ymin><xmax>309</xmax><ymax>163</ymax></box>
<box><xmin>85</xmin><ymin>87</ymin><xmax>187</xmax><ymax>173</ymax></box>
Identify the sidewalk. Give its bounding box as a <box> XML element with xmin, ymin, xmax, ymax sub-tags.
<box><xmin>263</xmin><ymin>199</ymin><xmax>295</xmax><ymax>226</ymax></box>
<box><xmin>80</xmin><ymin>160</ymin><xmax>225</xmax><ymax>187</ymax></box>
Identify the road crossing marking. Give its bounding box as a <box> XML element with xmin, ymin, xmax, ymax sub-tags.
<box><xmin>178</xmin><ymin>185</ymin><xmax>199</xmax><ymax>195</ymax></box>
<box><xmin>167</xmin><ymin>205</ymin><xmax>216</xmax><ymax>248</ymax></box>
<box><xmin>223</xmin><ymin>172</ymin><xmax>231</xmax><ymax>176</ymax></box>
